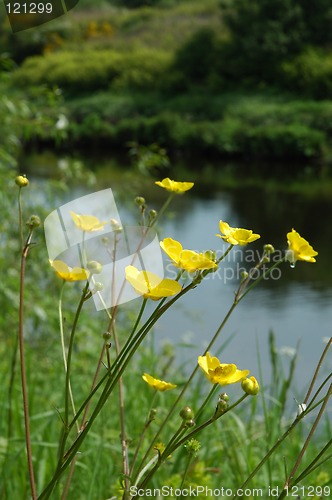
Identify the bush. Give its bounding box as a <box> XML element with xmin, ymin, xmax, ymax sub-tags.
<box><xmin>12</xmin><ymin>48</ymin><xmax>171</xmax><ymax>93</ymax></box>
<box><xmin>281</xmin><ymin>48</ymin><xmax>332</xmax><ymax>99</ymax></box>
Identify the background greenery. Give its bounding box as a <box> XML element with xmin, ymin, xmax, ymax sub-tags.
<box><xmin>1</xmin><ymin>0</ymin><xmax>332</xmax><ymax>175</ymax></box>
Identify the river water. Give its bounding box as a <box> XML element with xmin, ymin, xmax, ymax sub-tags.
<box><xmin>25</xmin><ymin>154</ymin><xmax>332</xmax><ymax>398</ymax></box>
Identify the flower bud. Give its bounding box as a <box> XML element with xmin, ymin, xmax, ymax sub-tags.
<box><xmin>264</xmin><ymin>244</ymin><xmax>275</xmax><ymax>254</ymax></box>
<box><xmin>135</xmin><ymin>196</ymin><xmax>146</xmax><ymax>206</ymax></box>
<box><xmin>204</xmin><ymin>250</ymin><xmax>216</xmax><ymax>261</ymax></box>
<box><xmin>149</xmin><ymin>408</ymin><xmax>157</xmax><ymax>420</ymax></box>
<box><xmin>103</xmin><ymin>331</ymin><xmax>112</xmax><ymax>341</ymax></box>
<box><xmin>102</xmin><ymin>236</ymin><xmax>110</xmax><ymax>246</ymax></box>
<box><xmin>219</xmin><ymin>392</ymin><xmax>229</xmax><ymax>402</ymax></box>
<box><xmin>92</xmin><ymin>282</ymin><xmax>104</xmax><ymax>293</ymax></box>
<box><xmin>148</xmin><ymin>209</ymin><xmax>157</xmax><ymax>222</ymax></box>
<box><xmin>179</xmin><ymin>406</ymin><xmax>194</xmax><ymax>421</ymax></box>
<box><xmin>241</xmin><ymin>376</ymin><xmax>260</xmax><ymax>396</ymax></box>
<box><xmin>183</xmin><ymin>418</ymin><xmax>195</xmax><ymax>428</ymax></box>
<box><xmin>86</xmin><ymin>260</ymin><xmax>103</xmax><ymax>275</ymax></box>
<box><xmin>15</xmin><ymin>175</ymin><xmax>29</xmax><ymax>187</ymax></box>
<box><xmin>26</xmin><ymin>215</ymin><xmax>41</xmax><ymax>228</ymax></box>
<box><xmin>110</xmin><ymin>218</ymin><xmax>122</xmax><ymax>232</ymax></box>
<box><xmin>184</xmin><ymin>438</ymin><xmax>200</xmax><ymax>456</ymax></box>
<box><xmin>241</xmin><ymin>271</ymin><xmax>249</xmax><ymax>280</ymax></box>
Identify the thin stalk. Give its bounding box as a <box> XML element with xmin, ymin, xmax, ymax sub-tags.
<box><xmin>58</xmin><ymin>282</ymin><xmax>79</xmax><ymax>432</ymax></box>
<box><xmin>128</xmin><ymin>395</ymin><xmax>158</xmax><ymax>478</ymax></box>
<box><xmin>149</xmin><ymin>193</ymin><xmax>175</xmax><ymax>227</ymax></box>
<box><xmin>304</xmin><ymin>337</ymin><xmax>332</xmax><ymax>405</ymax></box>
<box><xmin>39</xmin><ymin>280</ymin><xmax>196</xmax><ymax>499</ymax></box>
<box><xmin>56</xmin><ymin>282</ymin><xmax>89</xmax><ymax>474</ymax></box>
<box><xmin>279</xmin><ymin>383</ymin><xmax>332</xmax><ymax>499</ymax></box>
<box><xmin>19</xmin><ymin>229</ymin><xmax>37</xmax><ymax>500</ymax></box>
<box><xmin>194</xmin><ymin>384</ymin><xmax>219</xmax><ymax>424</ymax></box>
<box><xmin>18</xmin><ymin>186</ymin><xmax>24</xmax><ymax>249</ymax></box>
<box><xmin>293</xmin><ymin>439</ymin><xmax>332</xmax><ymax>484</ymax></box>
<box><xmin>133</xmin><ymin>299</ymin><xmax>238</xmax><ymax>482</ymax></box>
<box><xmin>179</xmin><ymin>452</ymin><xmax>193</xmax><ymax>493</ymax></box>
<box><xmin>137</xmin><ymin>395</ymin><xmax>248</xmax><ymax>493</ymax></box>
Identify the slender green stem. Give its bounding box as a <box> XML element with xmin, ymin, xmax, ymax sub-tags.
<box><xmin>137</xmin><ymin>395</ymin><xmax>248</xmax><ymax>493</ymax></box>
<box><xmin>304</xmin><ymin>336</ymin><xmax>332</xmax><ymax>405</ymax></box>
<box><xmin>293</xmin><ymin>438</ymin><xmax>332</xmax><ymax>484</ymax></box>
<box><xmin>56</xmin><ymin>281</ymin><xmax>89</xmax><ymax>480</ymax></box>
<box><xmin>19</xmin><ymin>230</ymin><xmax>37</xmax><ymax>500</ymax></box>
<box><xmin>38</xmin><ymin>282</ymin><xmax>196</xmax><ymax>499</ymax></box>
<box><xmin>194</xmin><ymin>384</ymin><xmax>219</xmax><ymax>424</ymax></box>
<box><xmin>279</xmin><ymin>383</ymin><xmax>332</xmax><ymax>499</ymax></box>
<box><xmin>149</xmin><ymin>193</ymin><xmax>175</xmax><ymax>227</ymax></box>
<box><xmin>179</xmin><ymin>452</ymin><xmax>193</xmax><ymax>493</ymax></box>
<box><xmin>18</xmin><ymin>187</ymin><xmax>24</xmax><ymax>249</ymax></box>
<box><xmin>58</xmin><ymin>282</ymin><xmax>79</xmax><ymax>433</ymax></box>
<box><xmin>129</xmin><ymin>390</ymin><xmax>158</xmax><ymax>478</ymax></box>
<box><xmin>134</xmin><ymin>299</ymin><xmax>238</xmax><ymax>482</ymax></box>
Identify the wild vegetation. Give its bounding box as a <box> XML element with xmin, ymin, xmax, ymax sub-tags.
<box><xmin>1</xmin><ymin>0</ymin><xmax>332</xmax><ymax>176</ymax></box>
<box><xmin>0</xmin><ymin>164</ymin><xmax>331</xmax><ymax>498</ymax></box>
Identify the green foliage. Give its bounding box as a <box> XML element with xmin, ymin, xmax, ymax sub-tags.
<box><xmin>12</xmin><ymin>48</ymin><xmax>171</xmax><ymax>93</ymax></box>
<box><xmin>282</xmin><ymin>48</ymin><xmax>332</xmax><ymax>99</ymax></box>
<box><xmin>218</xmin><ymin>0</ymin><xmax>306</xmax><ymax>83</ymax></box>
<box><xmin>169</xmin><ymin>28</ymin><xmax>220</xmax><ymax>88</ymax></box>
<box><xmin>113</xmin><ymin>0</ymin><xmax>163</xmax><ymax>8</ymax></box>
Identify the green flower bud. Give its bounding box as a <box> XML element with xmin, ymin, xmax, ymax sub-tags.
<box><xmin>103</xmin><ymin>331</ymin><xmax>112</xmax><ymax>341</ymax></box>
<box><xmin>219</xmin><ymin>392</ymin><xmax>229</xmax><ymax>402</ymax></box>
<box><xmin>15</xmin><ymin>175</ymin><xmax>29</xmax><ymax>187</ymax></box>
<box><xmin>148</xmin><ymin>409</ymin><xmax>157</xmax><ymax>420</ymax></box>
<box><xmin>184</xmin><ymin>438</ymin><xmax>201</xmax><ymax>457</ymax></box>
<box><xmin>179</xmin><ymin>406</ymin><xmax>194</xmax><ymax>421</ymax></box>
<box><xmin>26</xmin><ymin>215</ymin><xmax>41</xmax><ymax>228</ymax></box>
<box><xmin>262</xmin><ymin>255</ymin><xmax>270</xmax><ymax>263</ymax></box>
<box><xmin>148</xmin><ymin>209</ymin><xmax>157</xmax><ymax>222</ymax></box>
<box><xmin>264</xmin><ymin>244</ymin><xmax>275</xmax><ymax>254</ymax></box>
<box><xmin>86</xmin><ymin>260</ymin><xmax>103</xmax><ymax>274</ymax></box>
<box><xmin>135</xmin><ymin>196</ymin><xmax>146</xmax><ymax>206</ymax></box>
<box><xmin>183</xmin><ymin>418</ymin><xmax>195</xmax><ymax>428</ymax></box>
<box><xmin>102</xmin><ymin>236</ymin><xmax>110</xmax><ymax>246</ymax></box>
<box><xmin>204</xmin><ymin>250</ymin><xmax>216</xmax><ymax>261</ymax></box>
<box><xmin>241</xmin><ymin>271</ymin><xmax>249</xmax><ymax>280</ymax></box>
<box><xmin>92</xmin><ymin>282</ymin><xmax>104</xmax><ymax>293</ymax></box>
<box><xmin>241</xmin><ymin>376</ymin><xmax>260</xmax><ymax>396</ymax></box>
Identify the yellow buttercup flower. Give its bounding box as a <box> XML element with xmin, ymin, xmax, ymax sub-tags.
<box><xmin>216</xmin><ymin>220</ymin><xmax>260</xmax><ymax>246</ymax></box>
<box><xmin>160</xmin><ymin>237</ymin><xmax>217</xmax><ymax>272</ymax></box>
<box><xmin>142</xmin><ymin>373</ymin><xmax>177</xmax><ymax>391</ymax></box>
<box><xmin>286</xmin><ymin>229</ymin><xmax>318</xmax><ymax>265</ymax></box>
<box><xmin>125</xmin><ymin>265</ymin><xmax>181</xmax><ymax>301</ymax></box>
<box><xmin>155</xmin><ymin>178</ymin><xmax>194</xmax><ymax>194</ymax></box>
<box><xmin>50</xmin><ymin>260</ymin><xmax>89</xmax><ymax>282</ymax></box>
<box><xmin>198</xmin><ymin>352</ymin><xmax>249</xmax><ymax>386</ymax></box>
<box><xmin>70</xmin><ymin>211</ymin><xmax>107</xmax><ymax>232</ymax></box>
<box><xmin>242</xmin><ymin>376</ymin><xmax>260</xmax><ymax>396</ymax></box>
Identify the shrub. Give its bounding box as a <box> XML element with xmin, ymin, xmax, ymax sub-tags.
<box><xmin>12</xmin><ymin>48</ymin><xmax>171</xmax><ymax>93</ymax></box>
<box><xmin>281</xmin><ymin>48</ymin><xmax>332</xmax><ymax>99</ymax></box>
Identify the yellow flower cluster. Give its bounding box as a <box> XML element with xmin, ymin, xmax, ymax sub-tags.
<box><xmin>49</xmin><ymin>183</ymin><xmax>318</xmax><ymax>293</ymax></box>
